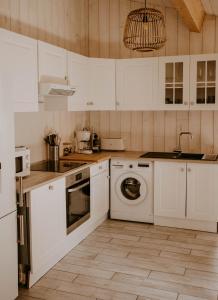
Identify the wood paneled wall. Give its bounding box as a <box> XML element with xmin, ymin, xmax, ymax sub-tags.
<box><xmin>0</xmin><ymin>0</ymin><xmax>89</xmax><ymax>162</ymax></box>
<box><xmin>88</xmin><ymin>0</ymin><xmax>218</xmax><ymax>154</ymax></box>
<box><xmin>0</xmin><ymin>0</ymin><xmax>89</xmax><ymax>54</ymax></box>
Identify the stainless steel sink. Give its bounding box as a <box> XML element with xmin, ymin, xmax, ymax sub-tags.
<box><xmin>140</xmin><ymin>152</ymin><xmax>204</xmax><ymax>160</ymax></box>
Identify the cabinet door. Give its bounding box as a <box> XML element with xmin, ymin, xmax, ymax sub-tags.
<box><xmin>187</xmin><ymin>163</ymin><xmax>218</xmax><ymax>221</ymax></box>
<box><xmin>190</xmin><ymin>54</ymin><xmax>218</xmax><ymax>110</ymax></box>
<box><xmin>0</xmin><ymin>212</ymin><xmax>18</xmax><ymax>300</ymax></box>
<box><xmin>67</xmin><ymin>52</ymin><xmax>88</xmax><ymax>111</ymax></box>
<box><xmin>0</xmin><ymin>28</ymin><xmax>38</xmax><ymax>112</ymax></box>
<box><xmin>38</xmin><ymin>41</ymin><xmax>67</xmax><ymax>82</ymax></box>
<box><xmin>30</xmin><ymin>178</ymin><xmax>66</xmax><ymax>274</ymax></box>
<box><xmin>0</xmin><ymin>75</ymin><xmax>16</xmax><ymax>218</ymax></box>
<box><xmin>91</xmin><ymin>169</ymin><xmax>109</xmax><ymax>222</ymax></box>
<box><xmin>88</xmin><ymin>58</ymin><xmax>116</xmax><ymax>110</ymax></box>
<box><xmin>159</xmin><ymin>56</ymin><xmax>190</xmax><ymax>110</ymax></box>
<box><xmin>116</xmin><ymin>58</ymin><xmax>158</xmax><ymax>110</ymax></box>
<box><xmin>154</xmin><ymin>162</ymin><xmax>186</xmax><ymax>218</ymax></box>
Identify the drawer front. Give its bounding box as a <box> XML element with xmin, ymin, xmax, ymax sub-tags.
<box><xmin>90</xmin><ymin>160</ymin><xmax>109</xmax><ymax>177</ymax></box>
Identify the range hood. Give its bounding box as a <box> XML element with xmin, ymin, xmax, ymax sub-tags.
<box><xmin>39</xmin><ymin>82</ymin><xmax>76</xmax><ymax>97</ymax></box>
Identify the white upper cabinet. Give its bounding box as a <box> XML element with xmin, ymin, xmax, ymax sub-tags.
<box><xmin>190</xmin><ymin>54</ymin><xmax>218</xmax><ymax>110</ymax></box>
<box><xmin>116</xmin><ymin>58</ymin><xmax>158</xmax><ymax>110</ymax></box>
<box><xmin>159</xmin><ymin>56</ymin><xmax>190</xmax><ymax>110</ymax></box>
<box><xmin>154</xmin><ymin>162</ymin><xmax>186</xmax><ymax>219</ymax></box>
<box><xmin>38</xmin><ymin>41</ymin><xmax>67</xmax><ymax>82</ymax></box>
<box><xmin>88</xmin><ymin>58</ymin><xmax>116</xmax><ymax>111</ymax></box>
<box><xmin>187</xmin><ymin>163</ymin><xmax>218</xmax><ymax>221</ymax></box>
<box><xmin>67</xmin><ymin>52</ymin><xmax>88</xmax><ymax>111</ymax></box>
<box><xmin>0</xmin><ymin>29</ymin><xmax>38</xmax><ymax>112</ymax></box>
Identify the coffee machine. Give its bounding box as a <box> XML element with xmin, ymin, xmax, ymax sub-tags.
<box><xmin>75</xmin><ymin>130</ymin><xmax>93</xmax><ymax>154</ymax></box>
<box><xmin>91</xmin><ymin>132</ymin><xmax>101</xmax><ymax>152</ymax></box>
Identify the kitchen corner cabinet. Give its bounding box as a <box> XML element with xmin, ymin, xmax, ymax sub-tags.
<box><xmin>190</xmin><ymin>54</ymin><xmax>218</xmax><ymax>110</ymax></box>
<box><xmin>116</xmin><ymin>58</ymin><xmax>159</xmax><ymax>110</ymax></box>
<box><xmin>88</xmin><ymin>58</ymin><xmax>116</xmax><ymax>111</ymax></box>
<box><xmin>0</xmin><ymin>29</ymin><xmax>38</xmax><ymax>112</ymax></box>
<box><xmin>155</xmin><ymin>162</ymin><xmax>218</xmax><ymax>222</ymax></box>
<box><xmin>29</xmin><ymin>178</ymin><xmax>66</xmax><ymax>281</ymax></box>
<box><xmin>158</xmin><ymin>56</ymin><xmax>190</xmax><ymax>110</ymax></box>
<box><xmin>90</xmin><ymin>161</ymin><xmax>109</xmax><ymax>223</ymax></box>
<box><xmin>154</xmin><ymin>162</ymin><xmax>186</xmax><ymax>218</ymax></box>
<box><xmin>67</xmin><ymin>52</ymin><xmax>88</xmax><ymax>111</ymax></box>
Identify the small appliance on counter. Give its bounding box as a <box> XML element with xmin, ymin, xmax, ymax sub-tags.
<box><xmin>101</xmin><ymin>138</ymin><xmax>125</xmax><ymax>151</ymax></box>
<box><xmin>15</xmin><ymin>146</ymin><xmax>30</xmax><ymax>177</ymax></box>
<box><xmin>91</xmin><ymin>132</ymin><xmax>101</xmax><ymax>152</ymax></box>
<box><xmin>75</xmin><ymin>129</ymin><xmax>93</xmax><ymax>154</ymax></box>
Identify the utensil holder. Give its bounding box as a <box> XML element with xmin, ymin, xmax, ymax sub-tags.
<box><xmin>48</xmin><ymin>145</ymin><xmax>59</xmax><ymax>161</ymax></box>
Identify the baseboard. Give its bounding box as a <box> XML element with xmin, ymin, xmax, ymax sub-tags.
<box><xmin>154</xmin><ymin>216</ymin><xmax>217</xmax><ymax>232</ymax></box>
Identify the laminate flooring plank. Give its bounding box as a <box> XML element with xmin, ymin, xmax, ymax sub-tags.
<box><xmin>74</xmin><ymin>275</ymin><xmax>178</xmax><ymax>300</ymax></box>
<box><xmin>110</xmin><ymin>238</ymin><xmax>191</xmax><ymax>255</ymax></box>
<box><xmin>59</xmin><ymin>255</ymin><xmax>151</xmax><ymax>277</ymax></box>
<box><xmin>95</xmin><ymin>254</ymin><xmax>185</xmax><ymax>275</ymax></box>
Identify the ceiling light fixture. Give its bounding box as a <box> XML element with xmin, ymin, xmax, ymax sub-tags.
<box><xmin>123</xmin><ymin>0</ymin><xmax>166</xmax><ymax>52</ymax></box>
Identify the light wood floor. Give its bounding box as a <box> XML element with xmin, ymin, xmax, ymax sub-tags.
<box><xmin>18</xmin><ymin>219</ymin><xmax>218</xmax><ymax>300</ymax></box>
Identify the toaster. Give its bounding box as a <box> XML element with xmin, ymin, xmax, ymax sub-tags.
<box><xmin>101</xmin><ymin>138</ymin><xmax>125</xmax><ymax>151</ymax></box>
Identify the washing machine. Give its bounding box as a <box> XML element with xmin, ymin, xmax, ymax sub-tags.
<box><xmin>110</xmin><ymin>159</ymin><xmax>154</xmax><ymax>223</ymax></box>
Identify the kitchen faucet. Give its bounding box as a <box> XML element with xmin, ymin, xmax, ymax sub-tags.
<box><xmin>174</xmin><ymin>131</ymin><xmax>193</xmax><ymax>153</ymax></box>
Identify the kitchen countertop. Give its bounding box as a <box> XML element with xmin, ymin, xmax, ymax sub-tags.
<box><xmin>18</xmin><ymin>150</ymin><xmax>218</xmax><ymax>193</ymax></box>
<box><xmin>61</xmin><ymin>151</ymin><xmax>144</xmax><ymax>162</ymax></box>
<box><xmin>17</xmin><ymin>162</ymin><xmax>95</xmax><ymax>194</ymax></box>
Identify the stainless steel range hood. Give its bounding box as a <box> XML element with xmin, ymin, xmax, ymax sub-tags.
<box><xmin>39</xmin><ymin>82</ymin><xmax>76</xmax><ymax>97</ymax></box>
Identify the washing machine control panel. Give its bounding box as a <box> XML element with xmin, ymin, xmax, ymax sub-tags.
<box><xmin>138</xmin><ymin>163</ymin><xmax>150</xmax><ymax>168</ymax></box>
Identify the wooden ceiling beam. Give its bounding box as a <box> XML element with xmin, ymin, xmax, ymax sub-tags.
<box><xmin>171</xmin><ymin>0</ymin><xmax>205</xmax><ymax>32</ymax></box>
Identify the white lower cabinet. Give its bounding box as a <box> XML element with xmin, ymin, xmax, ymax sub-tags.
<box><xmin>187</xmin><ymin>163</ymin><xmax>218</xmax><ymax>221</ymax></box>
<box><xmin>154</xmin><ymin>162</ymin><xmax>186</xmax><ymax>219</ymax></box>
<box><xmin>155</xmin><ymin>161</ymin><xmax>218</xmax><ymax>224</ymax></box>
<box><xmin>90</xmin><ymin>161</ymin><xmax>109</xmax><ymax>223</ymax></box>
<box><xmin>29</xmin><ymin>178</ymin><xmax>66</xmax><ymax>286</ymax></box>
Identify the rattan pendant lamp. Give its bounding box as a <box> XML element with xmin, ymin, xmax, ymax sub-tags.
<box><xmin>123</xmin><ymin>0</ymin><xmax>166</xmax><ymax>52</ymax></box>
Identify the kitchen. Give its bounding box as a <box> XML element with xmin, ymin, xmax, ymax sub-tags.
<box><xmin>2</xmin><ymin>0</ymin><xmax>218</xmax><ymax>299</ymax></box>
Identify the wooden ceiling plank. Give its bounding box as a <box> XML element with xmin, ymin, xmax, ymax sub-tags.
<box><xmin>171</xmin><ymin>0</ymin><xmax>205</xmax><ymax>32</ymax></box>
<box><xmin>210</xmin><ymin>0</ymin><xmax>218</xmax><ymax>16</ymax></box>
<box><xmin>201</xmin><ymin>0</ymin><xmax>213</xmax><ymax>15</ymax></box>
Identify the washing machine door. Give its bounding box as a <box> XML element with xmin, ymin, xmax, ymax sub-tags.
<box><xmin>116</xmin><ymin>172</ymin><xmax>147</xmax><ymax>205</ymax></box>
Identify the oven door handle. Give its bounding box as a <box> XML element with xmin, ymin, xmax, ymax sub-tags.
<box><xmin>68</xmin><ymin>181</ymin><xmax>90</xmax><ymax>193</ymax></box>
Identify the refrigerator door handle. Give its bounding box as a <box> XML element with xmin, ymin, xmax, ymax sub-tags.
<box><xmin>0</xmin><ymin>162</ymin><xmax>2</xmax><ymax>193</ymax></box>
<box><xmin>18</xmin><ymin>215</ymin><xmax>25</xmax><ymax>246</ymax></box>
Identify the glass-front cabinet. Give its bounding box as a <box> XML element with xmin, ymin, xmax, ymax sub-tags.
<box><xmin>190</xmin><ymin>54</ymin><xmax>218</xmax><ymax>109</ymax></box>
<box><xmin>159</xmin><ymin>56</ymin><xmax>190</xmax><ymax>110</ymax></box>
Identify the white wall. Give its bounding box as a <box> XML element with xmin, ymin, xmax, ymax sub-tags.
<box><xmin>15</xmin><ymin>111</ymin><xmax>88</xmax><ymax>162</ymax></box>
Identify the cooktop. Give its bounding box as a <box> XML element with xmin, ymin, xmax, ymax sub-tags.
<box><xmin>31</xmin><ymin>160</ymin><xmax>86</xmax><ymax>173</ymax></box>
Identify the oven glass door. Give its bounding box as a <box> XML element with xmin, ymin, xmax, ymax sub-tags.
<box><xmin>66</xmin><ymin>179</ymin><xmax>90</xmax><ymax>234</ymax></box>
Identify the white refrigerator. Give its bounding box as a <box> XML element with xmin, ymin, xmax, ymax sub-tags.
<box><xmin>0</xmin><ymin>74</ymin><xmax>18</xmax><ymax>299</ymax></box>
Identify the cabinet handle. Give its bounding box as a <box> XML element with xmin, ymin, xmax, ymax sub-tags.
<box><xmin>190</xmin><ymin>102</ymin><xmax>194</xmax><ymax>106</ymax></box>
<box><xmin>180</xmin><ymin>168</ymin><xmax>184</xmax><ymax>172</ymax></box>
<box><xmin>86</xmin><ymin>101</ymin><xmax>94</xmax><ymax>106</ymax></box>
<box><xmin>184</xmin><ymin>101</ymin><xmax>188</xmax><ymax>105</ymax></box>
<box><xmin>99</xmin><ymin>165</ymin><xmax>103</xmax><ymax>170</ymax></box>
<box><xmin>49</xmin><ymin>185</ymin><xmax>54</xmax><ymax>190</ymax></box>
<box><xmin>116</xmin><ymin>101</ymin><xmax>120</xmax><ymax>106</ymax></box>
<box><xmin>187</xmin><ymin>168</ymin><xmax>191</xmax><ymax>172</ymax></box>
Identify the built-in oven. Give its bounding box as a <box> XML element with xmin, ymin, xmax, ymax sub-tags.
<box><xmin>66</xmin><ymin>167</ymin><xmax>90</xmax><ymax>234</ymax></box>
